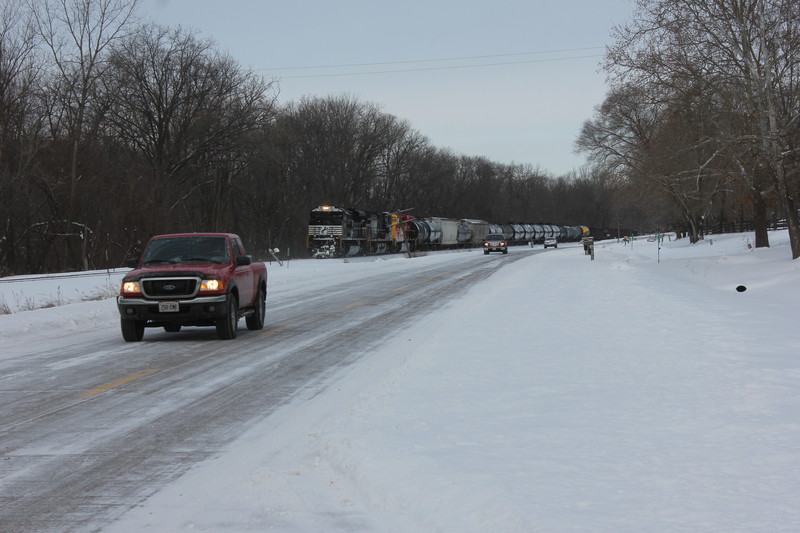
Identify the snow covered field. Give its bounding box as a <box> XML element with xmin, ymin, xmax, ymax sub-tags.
<box><xmin>2</xmin><ymin>232</ymin><xmax>799</xmax><ymax>532</ymax></box>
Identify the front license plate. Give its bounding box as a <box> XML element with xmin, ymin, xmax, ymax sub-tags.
<box><xmin>158</xmin><ymin>301</ymin><xmax>179</xmax><ymax>313</ymax></box>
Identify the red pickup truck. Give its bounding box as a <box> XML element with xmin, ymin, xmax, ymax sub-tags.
<box><xmin>117</xmin><ymin>233</ymin><xmax>267</xmax><ymax>341</ymax></box>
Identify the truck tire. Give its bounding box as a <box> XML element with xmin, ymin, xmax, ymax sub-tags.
<box><xmin>121</xmin><ymin>319</ymin><xmax>145</xmax><ymax>342</ymax></box>
<box><xmin>216</xmin><ymin>294</ymin><xmax>239</xmax><ymax>340</ymax></box>
<box><xmin>246</xmin><ymin>288</ymin><xmax>265</xmax><ymax>331</ymax></box>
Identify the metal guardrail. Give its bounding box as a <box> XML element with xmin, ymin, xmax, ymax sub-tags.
<box><xmin>0</xmin><ymin>269</ymin><xmax>128</xmax><ymax>284</ymax></box>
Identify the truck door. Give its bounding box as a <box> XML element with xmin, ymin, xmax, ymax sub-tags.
<box><xmin>232</xmin><ymin>237</ymin><xmax>255</xmax><ymax>306</ymax></box>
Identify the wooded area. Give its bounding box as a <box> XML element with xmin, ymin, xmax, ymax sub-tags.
<box><xmin>1</xmin><ymin>0</ymin><xmax>798</xmax><ymax>275</ymax></box>
<box><xmin>578</xmin><ymin>0</ymin><xmax>800</xmax><ymax>256</ymax></box>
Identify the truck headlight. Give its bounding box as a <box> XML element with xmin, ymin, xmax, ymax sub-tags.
<box><xmin>121</xmin><ymin>281</ymin><xmax>141</xmax><ymax>295</ymax></box>
<box><xmin>200</xmin><ymin>278</ymin><xmax>224</xmax><ymax>292</ymax></box>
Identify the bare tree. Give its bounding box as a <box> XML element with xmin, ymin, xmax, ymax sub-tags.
<box><xmin>28</xmin><ymin>0</ymin><xmax>138</xmax><ymax>269</ymax></box>
<box><xmin>103</xmin><ymin>24</ymin><xmax>276</xmax><ymax>234</ymax></box>
<box><xmin>279</xmin><ymin>95</ymin><xmax>402</xmax><ymax>208</ymax></box>
<box><xmin>577</xmin><ymin>83</ymin><xmax>731</xmax><ymax>242</ymax></box>
<box><xmin>0</xmin><ymin>1</ymin><xmax>44</xmax><ymax>274</ymax></box>
<box><xmin>372</xmin><ymin>117</ymin><xmax>427</xmax><ymax>210</ymax></box>
<box><xmin>606</xmin><ymin>0</ymin><xmax>800</xmax><ymax>257</ymax></box>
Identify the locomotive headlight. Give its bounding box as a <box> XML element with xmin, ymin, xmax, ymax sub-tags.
<box><xmin>121</xmin><ymin>281</ymin><xmax>141</xmax><ymax>295</ymax></box>
<box><xmin>200</xmin><ymin>278</ymin><xmax>224</xmax><ymax>292</ymax></box>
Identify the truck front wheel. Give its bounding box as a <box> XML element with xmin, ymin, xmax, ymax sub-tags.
<box><xmin>216</xmin><ymin>294</ymin><xmax>239</xmax><ymax>340</ymax></box>
<box><xmin>121</xmin><ymin>319</ymin><xmax>145</xmax><ymax>342</ymax></box>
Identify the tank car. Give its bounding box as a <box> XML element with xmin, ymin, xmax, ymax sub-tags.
<box><xmin>530</xmin><ymin>224</ymin><xmax>544</xmax><ymax>244</ymax></box>
<box><xmin>500</xmin><ymin>224</ymin><xmax>515</xmax><ymax>242</ymax></box>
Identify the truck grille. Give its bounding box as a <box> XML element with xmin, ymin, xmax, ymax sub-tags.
<box><xmin>141</xmin><ymin>277</ymin><xmax>199</xmax><ymax>298</ymax></box>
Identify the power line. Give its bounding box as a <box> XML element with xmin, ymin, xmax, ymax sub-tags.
<box><xmin>274</xmin><ymin>52</ymin><xmax>604</xmax><ymax>79</ymax></box>
<box><xmin>260</xmin><ymin>46</ymin><xmax>604</xmax><ymax>72</ymax></box>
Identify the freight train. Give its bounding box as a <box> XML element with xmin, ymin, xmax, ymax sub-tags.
<box><xmin>307</xmin><ymin>205</ymin><xmax>589</xmax><ymax>258</ymax></box>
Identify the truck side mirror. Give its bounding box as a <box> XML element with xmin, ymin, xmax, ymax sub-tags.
<box><xmin>125</xmin><ymin>257</ymin><xmax>138</xmax><ymax>268</ymax></box>
<box><xmin>236</xmin><ymin>255</ymin><xmax>252</xmax><ymax>266</ymax></box>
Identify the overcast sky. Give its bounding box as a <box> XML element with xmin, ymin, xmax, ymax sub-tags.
<box><xmin>141</xmin><ymin>0</ymin><xmax>635</xmax><ymax>176</ymax></box>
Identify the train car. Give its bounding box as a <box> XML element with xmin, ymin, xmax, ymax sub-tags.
<box><xmin>565</xmin><ymin>226</ymin><xmax>583</xmax><ymax>241</ymax></box>
<box><xmin>508</xmin><ymin>224</ymin><xmax>521</xmax><ymax>244</ymax></box>
<box><xmin>405</xmin><ymin>218</ymin><xmax>426</xmax><ymax>251</ymax></box>
<box><xmin>522</xmin><ymin>224</ymin><xmax>535</xmax><ymax>243</ymax></box>
<box><xmin>500</xmin><ymin>224</ymin><xmax>515</xmax><ymax>242</ymax></box>
<box><xmin>428</xmin><ymin>217</ymin><xmax>460</xmax><ymax>247</ymax></box>
<box><xmin>463</xmin><ymin>219</ymin><xmax>490</xmax><ymax>245</ymax></box>
<box><xmin>456</xmin><ymin>221</ymin><xmax>473</xmax><ymax>246</ymax></box>
<box><xmin>425</xmin><ymin>219</ymin><xmax>443</xmax><ymax>247</ymax></box>
<box><xmin>530</xmin><ymin>224</ymin><xmax>545</xmax><ymax>244</ymax></box>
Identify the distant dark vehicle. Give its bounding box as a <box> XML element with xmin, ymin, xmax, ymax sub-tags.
<box><xmin>544</xmin><ymin>237</ymin><xmax>558</xmax><ymax>249</ymax></box>
<box><xmin>117</xmin><ymin>233</ymin><xmax>267</xmax><ymax>341</ymax></box>
<box><xmin>483</xmin><ymin>233</ymin><xmax>508</xmax><ymax>255</ymax></box>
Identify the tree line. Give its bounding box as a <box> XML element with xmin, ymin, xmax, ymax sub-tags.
<box><xmin>577</xmin><ymin>0</ymin><xmax>800</xmax><ymax>257</ymax></box>
<box><xmin>0</xmin><ymin>0</ymin><xmax>615</xmax><ymax>275</ymax></box>
<box><xmin>2</xmin><ymin>0</ymin><xmax>798</xmax><ymax>276</ymax></box>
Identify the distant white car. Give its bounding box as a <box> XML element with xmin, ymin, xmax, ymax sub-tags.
<box><xmin>543</xmin><ymin>237</ymin><xmax>558</xmax><ymax>249</ymax></box>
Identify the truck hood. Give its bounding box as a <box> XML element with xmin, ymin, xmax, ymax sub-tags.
<box><xmin>124</xmin><ymin>262</ymin><xmax>233</xmax><ymax>281</ymax></box>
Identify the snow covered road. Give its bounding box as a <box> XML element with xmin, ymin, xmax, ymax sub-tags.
<box><xmin>0</xmin><ymin>249</ymin><xmax>527</xmax><ymax>532</ymax></box>
<box><xmin>2</xmin><ymin>234</ymin><xmax>799</xmax><ymax>532</ymax></box>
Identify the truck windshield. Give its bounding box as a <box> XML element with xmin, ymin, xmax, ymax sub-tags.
<box><xmin>142</xmin><ymin>236</ymin><xmax>229</xmax><ymax>264</ymax></box>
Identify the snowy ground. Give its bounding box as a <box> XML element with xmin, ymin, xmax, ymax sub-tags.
<box><xmin>2</xmin><ymin>232</ymin><xmax>799</xmax><ymax>532</ymax></box>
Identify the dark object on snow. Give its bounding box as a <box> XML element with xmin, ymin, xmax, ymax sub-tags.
<box><xmin>736</xmin><ymin>285</ymin><xmax>747</xmax><ymax>292</ymax></box>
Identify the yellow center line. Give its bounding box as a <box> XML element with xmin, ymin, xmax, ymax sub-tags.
<box><xmin>259</xmin><ymin>324</ymin><xmax>290</xmax><ymax>336</ymax></box>
<box><xmin>346</xmin><ymin>300</ymin><xmax>366</xmax><ymax>309</ymax></box>
<box><xmin>79</xmin><ymin>368</ymin><xmax>160</xmax><ymax>398</ymax></box>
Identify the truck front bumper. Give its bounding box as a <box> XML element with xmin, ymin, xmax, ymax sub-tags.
<box><xmin>117</xmin><ymin>295</ymin><xmax>228</xmax><ymax>326</ymax></box>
